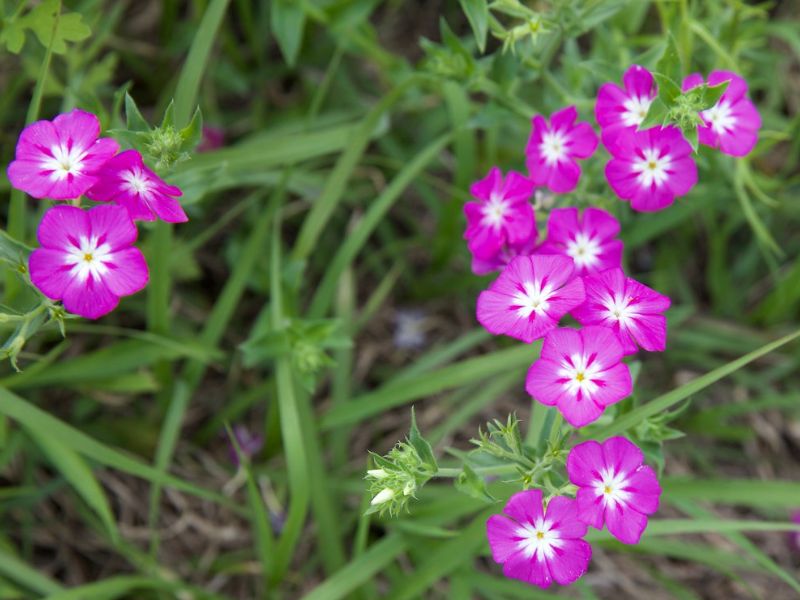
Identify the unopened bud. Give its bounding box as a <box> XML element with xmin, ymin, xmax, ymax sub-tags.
<box><xmin>370</xmin><ymin>488</ymin><xmax>395</xmax><ymax>506</ymax></box>
<box><xmin>367</xmin><ymin>469</ymin><xmax>389</xmax><ymax>479</ymax></box>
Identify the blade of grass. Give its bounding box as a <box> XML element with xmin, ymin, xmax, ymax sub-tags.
<box><xmin>308</xmin><ymin>132</ymin><xmax>451</xmax><ymax>317</ymax></box>
<box><xmin>591</xmin><ymin>328</ymin><xmax>800</xmax><ymax>439</ymax></box>
<box><xmin>663</xmin><ymin>477</ymin><xmax>800</xmax><ymax>507</ymax></box>
<box><xmin>291</xmin><ymin>75</ymin><xmax>421</xmax><ymax>262</ymax></box>
<box><xmin>320</xmin><ymin>343</ymin><xmax>540</xmax><ymax>430</ymax></box>
<box><xmin>0</xmin><ymin>546</ymin><xmax>62</xmax><ymax>596</ymax></box>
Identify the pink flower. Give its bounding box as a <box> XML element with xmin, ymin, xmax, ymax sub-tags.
<box><xmin>525</xmin><ymin>326</ymin><xmax>632</xmax><ymax>427</ymax></box>
<box><xmin>86</xmin><ymin>149</ymin><xmax>188</xmax><ymax>223</ymax></box>
<box><xmin>682</xmin><ymin>70</ymin><xmax>761</xmax><ymax>157</ymax></box>
<box><xmin>7</xmin><ymin>109</ymin><xmax>119</xmax><ymax>200</ymax></box>
<box><xmin>536</xmin><ymin>207</ymin><xmax>623</xmax><ymax>278</ymax></box>
<box><xmin>566</xmin><ymin>437</ymin><xmax>661</xmax><ymax>544</ymax></box>
<box><xmin>29</xmin><ymin>205</ymin><xmax>149</xmax><ymax>320</ymax></box>
<box><xmin>197</xmin><ymin>125</ymin><xmax>225</xmax><ymax>152</ymax></box>
<box><xmin>486</xmin><ymin>489</ymin><xmax>592</xmax><ymax>588</ymax></box>
<box><xmin>464</xmin><ymin>167</ymin><xmax>536</xmax><ymax>262</ymax></box>
<box><xmin>596</xmin><ymin>64</ymin><xmax>658</xmax><ymax>149</ymax></box>
<box><xmin>525</xmin><ymin>106</ymin><xmax>598</xmax><ymax>194</ymax></box>
<box><xmin>571</xmin><ymin>268</ymin><xmax>670</xmax><ymax>355</ymax></box>
<box><xmin>476</xmin><ymin>255</ymin><xmax>585</xmax><ymax>343</ymax></box>
<box><xmin>605</xmin><ymin>125</ymin><xmax>697</xmax><ymax>212</ymax></box>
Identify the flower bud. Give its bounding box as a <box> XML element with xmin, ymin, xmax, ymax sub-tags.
<box><xmin>370</xmin><ymin>488</ymin><xmax>395</xmax><ymax>506</ymax></box>
<box><xmin>367</xmin><ymin>469</ymin><xmax>389</xmax><ymax>479</ymax></box>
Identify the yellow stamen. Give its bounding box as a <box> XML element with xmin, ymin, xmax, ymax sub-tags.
<box><xmin>83</xmin><ymin>253</ymin><xmax>93</xmax><ymax>262</ymax></box>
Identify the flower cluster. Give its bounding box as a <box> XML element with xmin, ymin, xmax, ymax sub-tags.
<box><xmin>487</xmin><ymin>436</ymin><xmax>661</xmax><ymax>588</ymax></box>
<box><xmin>464</xmin><ymin>64</ymin><xmax>759</xmax><ymax>589</ymax></box>
<box><xmin>6</xmin><ymin>109</ymin><xmax>189</xmax><ymax>320</ymax></box>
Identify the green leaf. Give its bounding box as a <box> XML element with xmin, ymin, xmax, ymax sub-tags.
<box><xmin>698</xmin><ymin>80</ymin><xmax>729</xmax><ymax>110</ymax></box>
<box><xmin>27</xmin><ymin>429</ymin><xmax>119</xmax><ymax>542</ymax></box>
<box><xmin>408</xmin><ymin>408</ymin><xmax>437</xmax><ymax>471</ymax></box>
<box><xmin>24</xmin><ymin>0</ymin><xmax>91</xmax><ymax>55</ymax></box>
<box><xmin>160</xmin><ymin>99</ymin><xmax>176</xmax><ymax>129</ymax></box>
<box><xmin>459</xmin><ymin>0</ymin><xmax>489</xmax><ymax>52</ymax></box>
<box><xmin>654</xmin><ymin>33</ymin><xmax>682</xmax><ymax>84</ymax></box>
<box><xmin>683</xmin><ymin>122</ymin><xmax>699</xmax><ymax>152</ymax></box>
<box><xmin>455</xmin><ymin>463</ymin><xmax>495</xmax><ymax>503</ymax></box>
<box><xmin>124</xmin><ymin>92</ymin><xmax>151</xmax><ymax>132</ymax></box>
<box><xmin>638</xmin><ymin>97</ymin><xmax>669</xmax><ymax>130</ymax></box>
<box><xmin>271</xmin><ymin>0</ymin><xmax>306</xmax><ymax>67</ymax></box>
<box><xmin>0</xmin><ymin>20</ymin><xmax>26</xmax><ymax>54</ymax></box>
<box><xmin>179</xmin><ymin>106</ymin><xmax>204</xmax><ymax>151</ymax></box>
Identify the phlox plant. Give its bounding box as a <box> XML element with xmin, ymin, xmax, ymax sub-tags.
<box><xmin>365</xmin><ymin>45</ymin><xmax>780</xmax><ymax>591</ymax></box>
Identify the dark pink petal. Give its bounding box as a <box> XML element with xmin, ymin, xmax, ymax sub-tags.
<box><xmin>558</xmin><ymin>395</ymin><xmax>605</xmax><ymax>428</ymax></box>
<box><xmin>580</xmin><ymin>325</ymin><xmax>624</xmax><ymax>368</ymax></box>
<box><xmin>627</xmin><ymin>313</ymin><xmax>667</xmax><ymax>352</ymax></box>
<box><xmin>708</xmin><ymin>70</ymin><xmax>747</xmax><ymax>102</ymax></box>
<box><xmin>103</xmin><ymin>248</ymin><xmax>149</xmax><ymax>296</ymax></box>
<box><xmin>630</xmin><ymin>183</ymin><xmax>676</xmax><ymax>212</ymax></box>
<box><xmin>582</xmin><ymin>207</ymin><xmax>620</xmax><ymax>241</ymax></box>
<box><xmin>546</xmin><ymin>538</ymin><xmax>592</xmax><ymax>586</ymax></box>
<box><xmin>62</xmin><ymin>275</ymin><xmax>120</xmax><ymax>320</ymax></box>
<box><xmin>546</xmin><ymin>159</ymin><xmax>580</xmax><ymax>194</ymax></box>
<box><xmin>566</xmin><ymin>440</ymin><xmax>605</xmax><ymax>487</ymax></box>
<box><xmin>566</xmin><ymin>122</ymin><xmax>598</xmax><ymax>159</ymax></box>
<box><xmin>7</xmin><ymin>159</ymin><xmax>61</xmax><ymax>199</ymax></box>
<box><xmin>601</xmin><ymin>436</ymin><xmax>644</xmax><ymax>475</ymax></box>
<box><xmin>28</xmin><ymin>248</ymin><xmax>76</xmax><ymax>300</ymax></box>
<box><xmin>526</xmin><ymin>359</ymin><xmax>568</xmax><ymax>407</ymax></box>
<box><xmin>503</xmin><ymin>489</ymin><xmax>544</xmax><ymax>525</ymax></box>
<box><xmin>73</xmin><ymin>137</ymin><xmax>119</xmax><ymax>175</ymax></box>
<box><xmin>588</xmin><ymin>363</ymin><xmax>631</xmax><ymax>408</ymax></box>
<box><xmin>501</xmin><ymin>171</ymin><xmax>536</xmax><ymax>203</ymax></box>
<box><xmin>52</xmin><ymin>109</ymin><xmax>101</xmax><ymax>150</ymax></box>
<box><xmin>36</xmin><ymin>205</ymin><xmax>89</xmax><ymax>250</ymax></box>
<box><xmin>546</xmin><ymin>207</ymin><xmax>580</xmax><ymax>244</ymax></box>
<box><xmin>624</xmin><ymin>466</ymin><xmax>662</xmax><ymax>515</ymax></box>
<box><xmin>545</xmin><ymin>496</ymin><xmax>588</xmax><ymax>538</ymax></box>
<box><xmin>575</xmin><ymin>487</ymin><xmax>605</xmax><ymax>529</ymax></box>
<box><xmin>516</xmin><ymin>255</ymin><xmax>576</xmax><ymax>290</ymax></box>
<box><xmin>469</xmin><ymin>166</ymin><xmax>502</xmax><ymax>201</ymax></box>
<box><xmin>88</xmin><ymin>204</ymin><xmax>138</xmax><ymax>250</ymax></box>
<box><xmin>681</xmin><ymin>73</ymin><xmax>704</xmax><ymax>92</ymax></box>
<box><xmin>595</xmin><ymin>82</ymin><xmax>628</xmax><ymax>128</ymax></box>
<box><xmin>503</xmin><ymin>551</ymin><xmax>553</xmax><ymax>588</ymax></box>
<box><xmin>503</xmin><ymin>201</ymin><xmax>535</xmax><ymax>247</ymax></box>
<box><xmin>622</xmin><ymin>64</ymin><xmax>656</xmax><ymax>99</ymax></box>
<box><xmin>546</xmin><ymin>277</ymin><xmax>585</xmax><ymax>317</ymax></box>
<box><xmin>539</xmin><ymin>327</ymin><xmax>583</xmax><ymax>362</ymax></box>
<box><xmin>468</xmin><ymin>224</ymin><xmax>504</xmax><ymax>259</ymax></box>
<box><xmin>486</xmin><ymin>514</ymin><xmax>524</xmax><ymax>563</ymax></box>
<box><xmin>605</xmin><ymin>502</ymin><xmax>648</xmax><ymax>544</ymax></box>
<box><xmin>605</xmin><ymin>157</ymin><xmax>640</xmax><ymax>200</ymax></box>
<box><xmin>665</xmin><ymin>156</ymin><xmax>698</xmax><ymax>197</ymax></box>
<box><xmin>550</xmin><ymin>105</ymin><xmax>578</xmax><ymax>130</ymax></box>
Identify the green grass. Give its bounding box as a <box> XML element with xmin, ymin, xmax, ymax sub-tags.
<box><xmin>0</xmin><ymin>0</ymin><xmax>799</xmax><ymax>597</ymax></box>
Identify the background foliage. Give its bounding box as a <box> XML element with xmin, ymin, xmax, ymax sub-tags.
<box><xmin>1</xmin><ymin>0</ymin><xmax>800</xmax><ymax>598</ymax></box>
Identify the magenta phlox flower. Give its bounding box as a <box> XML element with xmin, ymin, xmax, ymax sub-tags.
<box><xmin>486</xmin><ymin>489</ymin><xmax>592</xmax><ymax>588</ymax></box>
<box><xmin>682</xmin><ymin>70</ymin><xmax>761</xmax><ymax>157</ymax></box>
<box><xmin>7</xmin><ymin>109</ymin><xmax>119</xmax><ymax>200</ymax></box>
<box><xmin>477</xmin><ymin>255</ymin><xmax>585</xmax><ymax>343</ymax></box>
<box><xmin>197</xmin><ymin>125</ymin><xmax>225</xmax><ymax>152</ymax></box>
<box><xmin>464</xmin><ymin>167</ymin><xmax>536</xmax><ymax>261</ymax></box>
<box><xmin>596</xmin><ymin>64</ymin><xmax>658</xmax><ymax>149</ymax></box>
<box><xmin>86</xmin><ymin>149</ymin><xmax>187</xmax><ymax>223</ymax></box>
<box><xmin>566</xmin><ymin>436</ymin><xmax>661</xmax><ymax>544</ymax></box>
<box><xmin>526</xmin><ymin>326</ymin><xmax>632</xmax><ymax>427</ymax></box>
<box><xmin>604</xmin><ymin>125</ymin><xmax>697</xmax><ymax>212</ymax></box>
<box><xmin>525</xmin><ymin>106</ymin><xmax>598</xmax><ymax>194</ymax></box>
<box><xmin>29</xmin><ymin>205</ymin><xmax>149</xmax><ymax>319</ymax></box>
<box><xmin>536</xmin><ymin>207</ymin><xmax>623</xmax><ymax>278</ymax></box>
<box><xmin>571</xmin><ymin>268</ymin><xmax>670</xmax><ymax>355</ymax></box>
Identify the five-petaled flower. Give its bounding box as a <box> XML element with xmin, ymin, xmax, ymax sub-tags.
<box><xmin>526</xmin><ymin>326</ymin><xmax>632</xmax><ymax>427</ymax></box>
<box><xmin>87</xmin><ymin>149</ymin><xmax>188</xmax><ymax>223</ymax></box>
<box><xmin>7</xmin><ymin>109</ymin><xmax>119</xmax><ymax>200</ymax></box>
<box><xmin>29</xmin><ymin>205</ymin><xmax>149</xmax><ymax>320</ymax></box>
<box><xmin>566</xmin><ymin>437</ymin><xmax>661</xmax><ymax>544</ymax></box>
<box><xmin>605</xmin><ymin>125</ymin><xmax>697</xmax><ymax>212</ymax></box>
<box><xmin>571</xmin><ymin>268</ymin><xmax>670</xmax><ymax>355</ymax></box>
<box><xmin>476</xmin><ymin>255</ymin><xmax>585</xmax><ymax>343</ymax></box>
<box><xmin>525</xmin><ymin>106</ymin><xmax>598</xmax><ymax>194</ymax></box>
<box><xmin>596</xmin><ymin>64</ymin><xmax>658</xmax><ymax>149</ymax></box>
<box><xmin>536</xmin><ymin>207</ymin><xmax>623</xmax><ymax>278</ymax></box>
<box><xmin>486</xmin><ymin>489</ymin><xmax>592</xmax><ymax>588</ymax></box>
<box><xmin>682</xmin><ymin>70</ymin><xmax>761</xmax><ymax>157</ymax></box>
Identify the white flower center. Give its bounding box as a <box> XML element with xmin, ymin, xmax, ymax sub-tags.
<box><xmin>512</xmin><ymin>280</ymin><xmax>555</xmax><ymax>319</ymax></box>
<box><xmin>65</xmin><ymin>235</ymin><xmax>113</xmax><ymax>282</ymax></box>
<box><xmin>481</xmin><ymin>193</ymin><xmax>508</xmax><ymax>229</ymax></box>
<box><xmin>595</xmin><ymin>469</ymin><xmax>631</xmax><ymax>507</ymax></box>
<box><xmin>121</xmin><ymin>167</ymin><xmax>153</xmax><ymax>196</ymax></box>
<box><xmin>539</xmin><ymin>130</ymin><xmax>568</xmax><ymax>165</ymax></box>
<box><xmin>621</xmin><ymin>95</ymin><xmax>653</xmax><ymax>127</ymax></box>
<box><xmin>603</xmin><ymin>294</ymin><xmax>639</xmax><ymax>327</ymax></box>
<box><xmin>558</xmin><ymin>353</ymin><xmax>603</xmax><ymax>398</ymax></box>
<box><xmin>515</xmin><ymin>519</ymin><xmax>562</xmax><ymax>561</ymax></box>
<box><xmin>42</xmin><ymin>143</ymin><xmax>88</xmax><ymax>180</ymax></box>
<box><xmin>701</xmin><ymin>100</ymin><xmax>736</xmax><ymax>134</ymax></box>
<box><xmin>633</xmin><ymin>148</ymin><xmax>672</xmax><ymax>188</ymax></box>
<box><xmin>565</xmin><ymin>232</ymin><xmax>601</xmax><ymax>269</ymax></box>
